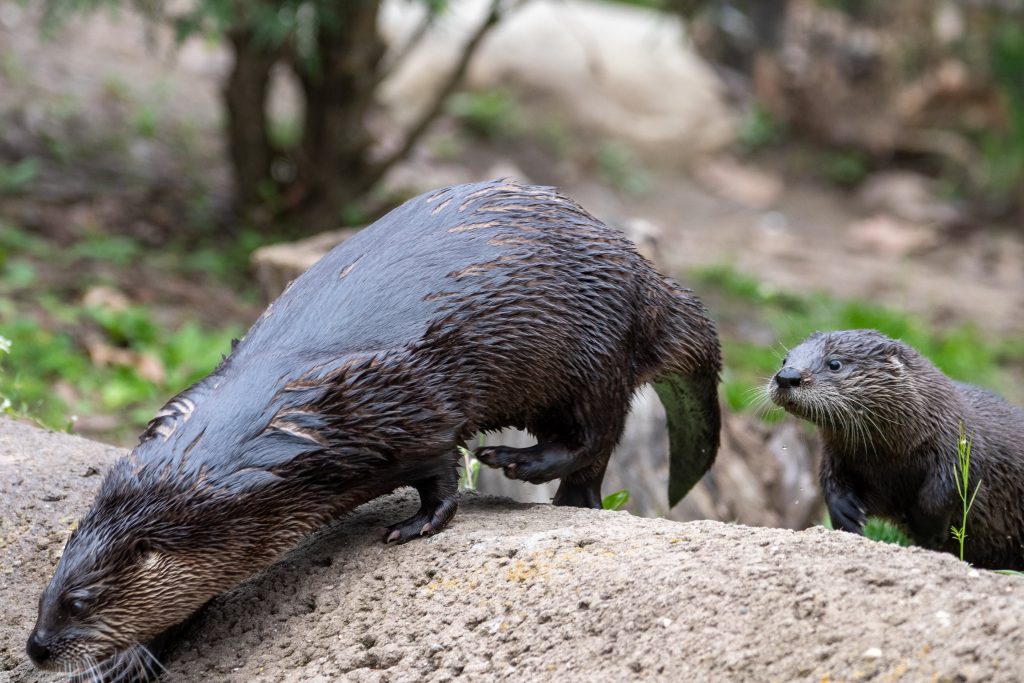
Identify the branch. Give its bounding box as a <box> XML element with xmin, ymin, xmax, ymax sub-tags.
<box><xmin>364</xmin><ymin>0</ymin><xmax>513</xmax><ymax>190</ymax></box>
<box><xmin>372</xmin><ymin>6</ymin><xmax>440</xmax><ymax>90</ymax></box>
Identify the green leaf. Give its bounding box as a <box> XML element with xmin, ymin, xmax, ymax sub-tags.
<box><xmin>0</xmin><ymin>158</ymin><xmax>39</xmax><ymax>194</ymax></box>
<box><xmin>601</xmin><ymin>489</ymin><xmax>630</xmax><ymax>511</ymax></box>
<box><xmin>863</xmin><ymin>517</ymin><xmax>912</xmax><ymax>547</ymax></box>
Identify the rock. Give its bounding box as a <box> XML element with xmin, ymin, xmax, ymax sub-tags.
<box><xmin>693</xmin><ymin>157</ymin><xmax>784</xmax><ymax>209</ymax></box>
<box><xmin>857</xmin><ymin>171</ymin><xmax>963</xmax><ymax>228</ymax></box>
<box><xmin>379</xmin><ymin>0</ymin><xmax>734</xmax><ymax>160</ymax></box>
<box><xmin>2</xmin><ymin>418</ymin><xmax>1022</xmax><ymax>682</ymax></box>
<box><xmin>250</xmin><ymin>228</ymin><xmax>360</xmax><ymax>303</ymax></box>
<box><xmin>847</xmin><ymin>214</ymin><xmax>939</xmax><ymax>258</ymax></box>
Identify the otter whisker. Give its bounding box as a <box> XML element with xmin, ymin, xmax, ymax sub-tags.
<box><xmin>106</xmin><ymin>648</ymin><xmax>141</xmax><ymax>683</ymax></box>
<box><xmin>140</xmin><ymin>642</ymin><xmax>169</xmax><ymax>678</ymax></box>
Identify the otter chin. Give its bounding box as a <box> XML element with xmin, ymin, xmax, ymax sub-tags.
<box><xmin>28</xmin><ymin>179</ymin><xmax>722</xmax><ymax>674</ymax></box>
<box><xmin>768</xmin><ymin>329</ymin><xmax>1024</xmax><ymax>570</ymax></box>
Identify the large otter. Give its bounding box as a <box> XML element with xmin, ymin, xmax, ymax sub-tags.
<box><xmin>769</xmin><ymin>329</ymin><xmax>1024</xmax><ymax>570</ymax></box>
<box><xmin>27</xmin><ymin>180</ymin><xmax>721</xmax><ymax>677</ymax></box>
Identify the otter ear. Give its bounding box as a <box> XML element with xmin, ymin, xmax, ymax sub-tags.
<box><xmin>132</xmin><ymin>538</ymin><xmax>153</xmax><ymax>557</ymax></box>
<box><xmin>881</xmin><ymin>340</ymin><xmax>907</xmax><ymax>365</ymax></box>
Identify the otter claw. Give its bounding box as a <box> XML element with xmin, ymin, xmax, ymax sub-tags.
<box><xmin>476</xmin><ymin>447</ymin><xmax>498</xmax><ymax>466</ymax></box>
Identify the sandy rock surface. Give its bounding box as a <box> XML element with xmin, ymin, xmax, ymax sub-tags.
<box><xmin>2</xmin><ymin>418</ymin><xmax>1022</xmax><ymax>683</ymax></box>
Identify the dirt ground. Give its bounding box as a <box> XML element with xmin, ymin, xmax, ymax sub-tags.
<box><xmin>3</xmin><ymin>418</ymin><xmax>1022</xmax><ymax>683</ymax></box>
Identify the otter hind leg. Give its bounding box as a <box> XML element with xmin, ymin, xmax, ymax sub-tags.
<box><xmin>384</xmin><ymin>468</ymin><xmax>460</xmax><ymax>545</ymax></box>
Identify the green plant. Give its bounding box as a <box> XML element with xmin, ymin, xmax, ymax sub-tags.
<box><xmin>457</xmin><ymin>445</ymin><xmax>481</xmax><ymax>491</ymax></box>
<box><xmin>133</xmin><ymin>103</ymin><xmax>159</xmax><ymax>138</ymax></box>
<box><xmin>737</xmin><ymin>104</ymin><xmax>783</xmax><ymax>151</ymax></box>
<box><xmin>596</xmin><ymin>141</ymin><xmax>651</xmax><ymax>196</ymax></box>
<box><xmin>951</xmin><ymin>424</ymin><xmax>982</xmax><ymax>562</ymax></box>
<box><xmin>601</xmin><ymin>489</ymin><xmax>630</xmax><ymax>511</ymax></box>
<box><xmin>0</xmin><ymin>158</ymin><xmax>39</xmax><ymax>195</ymax></box>
<box><xmin>447</xmin><ymin>89</ymin><xmax>521</xmax><ymax>140</ymax></box>
<box><xmin>822</xmin><ymin>512</ymin><xmax>912</xmax><ymax>547</ymax></box>
<box><xmin>0</xmin><ymin>335</ymin><xmax>13</xmax><ymax>417</ymax></box>
<box><xmin>823</xmin><ymin>150</ymin><xmax>870</xmax><ymax>186</ymax></box>
<box><xmin>0</xmin><ymin>310</ymin><xmax>241</xmax><ymax>438</ymax></box>
<box><xmin>862</xmin><ymin>517</ymin><xmax>912</xmax><ymax>547</ymax></box>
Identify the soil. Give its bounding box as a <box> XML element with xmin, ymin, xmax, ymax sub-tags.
<box><xmin>2</xmin><ymin>418</ymin><xmax>1022</xmax><ymax>683</ymax></box>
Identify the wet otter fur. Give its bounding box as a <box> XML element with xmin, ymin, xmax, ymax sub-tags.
<box><xmin>769</xmin><ymin>329</ymin><xmax>1024</xmax><ymax>570</ymax></box>
<box><xmin>28</xmin><ymin>179</ymin><xmax>721</xmax><ymax>677</ymax></box>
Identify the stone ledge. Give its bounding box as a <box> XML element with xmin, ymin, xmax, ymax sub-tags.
<box><xmin>1</xmin><ymin>418</ymin><xmax>1021</xmax><ymax>682</ymax></box>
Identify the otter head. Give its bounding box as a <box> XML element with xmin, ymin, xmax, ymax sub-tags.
<box><xmin>26</xmin><ymin>453</ymin><xmax>284</xmax><ymax>675</ymax></box>
<box><xmin>767</xmin><ymin>329</ymin><xmax>922</xmax><ymax>453</ymax></box>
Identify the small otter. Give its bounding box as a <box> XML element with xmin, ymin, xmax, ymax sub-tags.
<box><xmin>769</xmin><ymin>329</ymin><xmax>1024</xmax><ymax>570</ymax></box>
<box><xmin>27</xmin><ymin>180</ymin><xmax>721</xmax><ymax>677</ymax></box>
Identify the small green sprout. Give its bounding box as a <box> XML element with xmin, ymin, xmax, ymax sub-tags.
<box><xmin>457</xmin><ymin>445</ymin><xmax>480</xmax><ymax>491</ymax></box>
<box><xmin>951</xmin><ymin>424</ymin><xmax>982</xmax><ymax>562</ymax></box>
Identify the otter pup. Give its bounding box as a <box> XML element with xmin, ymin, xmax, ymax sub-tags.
<box><xmin>769</xmin><ymin>329</ymin><xmax>1024</xmax><ymax>570</ymax></box>
<box><xmin>27</xmin><ymin>180</ymin><xmax>721</xmax><ymax>677</ymax></box>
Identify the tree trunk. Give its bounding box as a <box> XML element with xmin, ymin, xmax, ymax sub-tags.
<box><xmin>224</xmin><ymin>29</ymin><xmax>278</xmax><ymax>215</ymax></box>
<box><xmin>293</xmin><ymin>0</ymin><xmax>386</xmax><ymax>230</ymax></box>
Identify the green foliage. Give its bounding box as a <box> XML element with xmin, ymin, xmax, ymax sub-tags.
<box><xmin>268</xmin><ymin>116</ymin><xmax>303</xmax><ymax>151</ymax></box>
<box><xmin>981</xmin><ymin>23</ymin><xmax>1024</xmax><ymax>202</ymax></box>
<box><xmin>0</xmin><ymin>158</ymin><xmax>40</xmax><ymax>195</ymax></box>
<box><xmin>601</xmin><ymin>489</ymin><xmax>630</xmax><ymax>511</ymax></box>
<box><xmin>951</xmin><ymin>424</ymin><xmax>982</xmax><ymax>562</ymax></box>
<box><xmin>68</xmin><ymin>234</ymin><xmax>143</xmax><ymax>266</ymax></box>
<box><xmin>823</xmin><ymin>150</ymin><xmax>870</xmax><ymax>187</ymax></box>
<box><xmin>457</xmin><ymin>445</ymin><xmax>481</xmax><ymax>491</ymax></box>
<box><xmin>862</xmin><ymin>517</ymin><xmax>912</xmax><ymax>547</ymax></box>
<box><xmin>596</xmin><ymin>141</ymin><xmax>651</xmax><ymax>196</ymax></box>
<box><xmin>737</xmin><ymin>105</ymin><xmax>784</xmax><ymax>151</ymax></box>
<box><xmin>447</xmin><ymin>89</ymin><xmax>521</xmax><ymax>140</ymax></box>
<box><xmin>133</xmin><ymin>102</ymin><xmax>159</xmax><ymax>138</ymax></box>
<box><xmin>822</xmin><ymin>512</ymin><xmax>912</xmax><ymax>547</ymax></box>
<box><xmin>0</xmin><ymin>335</ymin><xmax>13</xmax><ymax>418</ymax></box>
<box><xmin>0</xmin><ymin>311</ymin><xmax>240</xmax><ymax>435</ymax></box>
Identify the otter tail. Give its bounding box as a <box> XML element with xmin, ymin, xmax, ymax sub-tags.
<box><xmin>653</xmin><ymin>371</ymin><xmax>721</xmax><ymax>507</ymax></box>
<box><xmin>649</xmin><ymin>279</ymin><xmax>722</xmax><ymax>507</ymax></box>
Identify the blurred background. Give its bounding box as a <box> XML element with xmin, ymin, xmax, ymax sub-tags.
<box><xmin>1</xmin><ymin>0</ymin><xmax>1022</xmax><ymax>529</ymax></box>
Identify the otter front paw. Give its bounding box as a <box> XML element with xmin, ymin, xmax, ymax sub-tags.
<box><xmin>827</xmin><ymin>490</ymin><xmax>867</xmax><ymax>534</ymax></box>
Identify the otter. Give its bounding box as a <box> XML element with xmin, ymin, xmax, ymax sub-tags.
<box><xmin>769</xmin><ymin>329</ymin><xmax>1024</xmax><ymax>570</ymax></box>
<box><xmin>27</xmin><ymin>179</ymin><xmax>721</xmax><ymax>678</ymax></box>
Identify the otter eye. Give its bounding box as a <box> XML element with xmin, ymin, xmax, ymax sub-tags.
<box><xmin>133</xmin><ymin>538</ymin><xmax>152</xmax><ymax>557</ymax></box>
<box><xmin>828</xmin><ymin>359</ymin><xmax>843</xmax><ymax>372</ymax></box>
<box><xmin>67</xmin><ymin>598</ymin><xmax>88</xmax><ymax>619</ymax></box>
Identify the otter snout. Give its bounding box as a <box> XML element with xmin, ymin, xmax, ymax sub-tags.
<box><xmin>26</xmin><ymin>630</ymin><xmax>50</xmax><ymax>667</ymax></box>
<box><xmin>774</xmin><ymin>367</ymin><xmax>803</xmax><ymax>388</ymax></box>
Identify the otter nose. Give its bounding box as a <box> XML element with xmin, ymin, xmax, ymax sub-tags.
<box><xmin>26</xmin><ymin>631</ymin><xmax>50</xmax><ymax>665</ymax></box>
<box><xmin>775</xmin><ymin>367</ymin><xmax>802</xmax><ymax>389</ymax></box>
